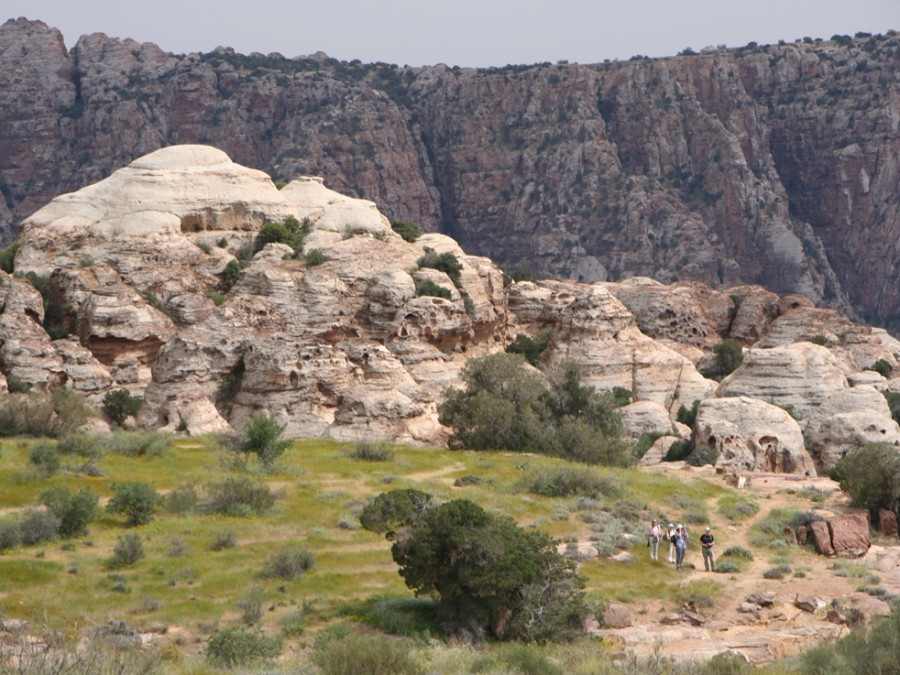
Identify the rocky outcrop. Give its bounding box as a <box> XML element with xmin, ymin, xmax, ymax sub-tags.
<box><xmin>3</xmin><ymin>21</ymin><xmax>900</xmax><ymax>327</ymax></box>
<box><xmin>804</xmin><ymin>385</ymin><xmax>900</xmax><ymax>472</ymax></box>
<box><xmin>4</xmin><ymin>142</ymin><xmax>900</xmax><ymax>466</ymax></box>
<box><xmin>717</xmin><ymin>343</ymin><xmax>848</xmax><ymax>422</ymax></box>
<box><xmin>691</xmin><ymin>396</ymin><xmax>816</xmax><ymax>475</ymax></box>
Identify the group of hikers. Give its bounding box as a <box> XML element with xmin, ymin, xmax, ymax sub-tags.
<box><xmin>648</xmin><ymin>519</ymin><xmax>716</xmax><ymax>571</ymax></box>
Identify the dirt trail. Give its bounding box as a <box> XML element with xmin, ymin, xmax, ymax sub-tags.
<box><xmin>595</xmin><ymin>465</ymin><xmax>883</xmax><ymax>664</ymax></box>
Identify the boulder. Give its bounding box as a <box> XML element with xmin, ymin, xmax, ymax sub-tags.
<box><xmin>691</xmin><ymin>396</ymin><xmax>816</xmax><ymax>474</ymax></box>
<box><xmin>809</xmin><ymin>520</ymin><xmax>835</xmax><ymax>555</ymax></box>
<box><xmin>717</xmin><ymin>342</ymin><xmax>848</xmax><ymax>422</ymax></box>
<box><xmin>603</xmin><ymin>603</ymin><xmax>633</xmax><ymax>629</ymax></box>
<box><xmin>828</xmin><ymin>512</ymin><xmax>870</xmax><ymax>555</ymax></box>
<box><xmin>747</xmin><ymin>593</ymin><xmax>776</xmax><ymax>607</ymax></box>
<box><xmin>805</xmin><ymin>385</ymin><xmax>900</xmax><ymax>473</ymax></box>
<box><xmin>878</xmin><ymin>509</ymin><xmax>898</xmax><ymax>537</ymax></box>
<box><xmin>638</xmin><ymin>435</ymin><xmax>681</xmax><ymax>466</ymax></box>
<box><xmin>847</xmin><ymin>592</ymin><xmax>891</xmax><ymax>624</ymax></box>
<box><xmin>793</xmin><ymin>595</ymin><xmax>826</xmax><ymax>613</ymax></box>
<box><xmin>620</xmin><ymin>400</ymin><xmax>676</xmax><ymax>437</ymax></box>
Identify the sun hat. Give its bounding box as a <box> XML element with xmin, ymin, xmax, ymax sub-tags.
<box><xmin>677</xmin><ymin>524</ymin><xmax>683</xmax><ymax>528</ymax></box>
<box><xmin>705</xmin><ymin>527</ymin><xmax>711</xmax><ymax>531</ymax></box>
<box><xmin>668</xmin><ymin>523</ymin><xmax>674</xmax><ymax>528</ymax></box>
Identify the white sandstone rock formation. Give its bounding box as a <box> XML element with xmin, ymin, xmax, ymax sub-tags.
<box><xmin>717</xmin><ymin>342</ymin><xmax>848</xmax><ymax>422</ymax></box>
<box><xmin>804</xmin><ymin>385</ymin><xmax>900</xmax><ymax>472</ymax></box>
<box><xmin>692</xmin><ymin>396</ymin><xmax>816</xmax><ymax>475</ymax></box>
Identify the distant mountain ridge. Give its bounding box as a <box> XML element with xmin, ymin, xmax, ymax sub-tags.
<box><xmin>1</xmin><ymin>18</ymin><xmax>899</xmax><ymax>325</ymax></box>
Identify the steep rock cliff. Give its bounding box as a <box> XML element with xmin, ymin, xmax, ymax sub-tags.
<box><xmin>2</xmin><ymin>20</ymin><xmax>899</xmax><ymax>326</ymax></box>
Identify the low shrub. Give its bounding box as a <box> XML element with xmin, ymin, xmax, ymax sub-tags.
<box><xmin>279</xmin><ymin>609</ymin><xmax>307</xmax><ymax>637</ymax></box>
<box><xmin>108</xmin><ymin>532</ymin><xmax>145</xmax><ymax>568</ymax></box>
<box><xmin>28</xmin><ymin>441</ymin><xmax>61</xmax><ymax>477</ymax></box>
<box><xmin>0</xmin><ymin>520</ymin><xmax>23</xmax><ymax>550</ymax></box>
<box><xmin>664</xmin><ymin>439</ymin><xmax>693</xmax><ymax>461</ymax></box>
<box><xmin>106</xmin><ymin>481</ymin><xmax>163</xmax><ymax>526</ymax></box>
<box><xmin>722</xmin><ymin>546</ymin><xmax>754</xmax><ymax>561</ymax></box>
<box><xmin>19</xmin><ymin>509</ymin><xmax>60</xmax><ymax>546</ymax></box>
<box><xmin>305</xmin><ymin>248</ymin><xmax>327</xmax><ymax>266</ymax></box>
<box><xmin>205</xmin><ymin>627</ymin><xmax>282</xmax><ymax>668</ymax></box>
<box><xmin>453</xmin><ymin>475</ymin><xmax>487</xmax><ymax>486</ymax></box>
<box><xmin>0</xmin><ymin>388</ymin><xmax>94</xmax><ymax>438</ymax></box>
<box><xmin>347</xmin><ymin>439</ymin><xmax>393</xmax><ymax>462</ymax></box>
<box><xmin>352</xmin><ymin>596</ymin><xmax>439</xmax><ymax>639</ymax></box>
<box><xmin>104</xmin><ymin>430</ymin><xmax>171</xmax><ymax>457</ymax></box>
<box><xmin>208</xmin><ymin>530</ymin><xmax>237</xmax><ymax>551</ymax></box>
<box><xmin>262</xmin><ymin>544</ymin><xmax>315</xmax><ymax>580</ymax></box>
<box><xmin>520</xmin><ymin>467</ymin><xmax>621</xmax><ymax>499</ymax></box>
<box><xmin>226</xmin><ymin>413</ymin><xmax>292</xmax><ymax>470</ymax></box>
<box><xmin>716</xmin><ymin>560</ymin><xmax>742</xmax><ymax>574</ymax></box>
<box><xmin>390</xmin><ymin>219</ymin><xmax>421</xmax><ymax>242</ymax></box>
<box><xmin>417</xmin><ymin>248</ymin><xmax>463</xmax><ymax>287</ymax></box>
<box><xmin>57</xmin><ymin>432</ymin><xmax>104</xmax><ymax>459</ymax></box>
<box><xmin>165</xmin><ymin>484</ymin><xmax>199</xmax><ymax>515</ymax></box>
<box><xmin>762</xmin><ymin>565</ymin><xmax>792</xmax><ymax>579</ymax></box>
<box><xmin>506</xmin><ymin>332</ymin><xmax>549</xmax><ymax>366</ymax></box>
<box><xmin>717</xmin><ymin>494</ymin><xmax>760</xmax><ymax>522</ymax></box>
<box><xmin>206</xmin><ymin>476</ymin><xmax>278</xmax><ymax>516</ymax></box>
<box><xmin>470</xmin><ymin>642</ymin><xmax>564</xmax><ymax>675</ymax></box>
<box><xmin>312</xmin><ymin>631</ymin><xmax>421</xmax><ymax>675</ymax></box>
<box><xmin>39</xmin><ymin>486</ymin><xmax>100</xmax><ymax>538</ymax></box>
<box><xmin>237</xmin><ymin>586</ymin><xmax>265</xmax><ymax>625</ymax></box>
<box><xmin>415</xmin><ymin>278</ymin><xmax>451</xmax><ymax>299</ymax></box>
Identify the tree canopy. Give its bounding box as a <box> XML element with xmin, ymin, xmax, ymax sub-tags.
<box><xmin>438</xmin><ymin>353</ymin><xmax>630</xmax><ymax>465</ymax></box>
<box><xmin>360</xmin><ymin>490</ymin><xmax>585</xmax><ymax>642</ymax></box>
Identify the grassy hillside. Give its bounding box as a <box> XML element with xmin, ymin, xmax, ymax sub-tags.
<box><xmin>0</xmin><ymin>433</ymin><xmax>878</xmax><ymax>673</ymax></box>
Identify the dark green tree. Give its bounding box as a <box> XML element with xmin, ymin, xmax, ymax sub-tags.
<box><xmin>102</xmin><ymin>388</ymin><xmax>143</xmax><ymax>426</ymax></box>
<box><xmin>713</xmin><ymin>338</ymin><xmax>744</xmax><ymax>376</ymax></box>
<box><xmin>390</xmin><ymin>219</ymin><xmax>421</xmax><ymax>243</ymax></box>
<box><xmin>363</xmin><ymin>492</ymin><xmax>585</xmax><ymax>641</ymax></box>
<box><xmin>506</xmin><ymin>333</ymin><xmax>549</xmax><ymax>366</ymax></box>
<box><xmin>107</xmin><ymin>481</ymin><xmax>163</xmax><ymax>526</ymax></box>
<box><xmin>359</xmin><ymin>488</ymin><xmax>434</xmax><ymax>539</ymax></box>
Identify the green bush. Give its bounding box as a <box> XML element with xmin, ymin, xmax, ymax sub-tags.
<box><xmin>348</xmin><ymin>439</ymin><xmax>393</xmax><ymax>462</ymax></box>
<box><xmin>312</xmin><ymin>632</ymin><xmax>421</xmax><ymax>675</ymax></box>
<box><xmin>470</xmin><ymin>642</ymin><xmax>564</xmax><ymax>675</ymax></box>
<box><xmin>520</xmin><ymin>467</ymin><xmax>621</xmax><ymax>499</ymax></box>
<box><xmin>415</xmin><ymin>278</ymin><xmax>451</xmax><ymax>299</ymax></box>
<box><xmin>717</xmin><ymin>494</ymin><xmax>760</xmax><ymax>522</ymax></box>
<box><xmin>417</xmin><ymin>248</ymin><xmax>463</xmax><ymax>286</ymax></box>
<box><xmin>763</xmin><ymin>564</ymin><xmax>792</xmax><ymax>579</ymax></box>
<box><xmin>0</xmin><ymin>519</ymin><xmax>22</xmax><ymax>551</ymax></box>
<box><xmin>716</xmin><ymin>560</ymin><xmax>742</xmax><ymax>574</ymax></box>
<box><xmin>208</xmin><ymin>530</ymin><xmax>237</xmax><ymax>551</ymax></box>
<box><xmin>206</xmin><ymin>476</ymin><xmax>278</xmax><ymax>516</ymax></box>
<box><xmin>0</xmin><ymin>242</ymin><xmax>20</xmax><ymax>273</ymax></box>
<box><xmin>165</xmin><ymin>483</ymin><xmax>199</xmax><ymax>515</ymax></box>
<box><xmin>106</xmin><ymin>481</ymin><xmax>163</xmax><ymax>526</ymax></box>
<box><xmin>19</xmin><ymin>508</ymin><xmax>60</xmax><ymax>545</ymax></box>
<box><xmin>714</xmin><ymin>338</ymin><xmax>744</xmax><ymax>375</ymax></box>
<box><xmin>237</xmin><ymin>586</ymin><xmax>265</xmax><ymax>625</ymax></box>
<box><xmin>676</xmin><ymin>400</ymin><xmax>700</xmax><ymax>428</ymax></box>
<box><xmin>228</xmin><ymin>413</ymin><xmax>292</xmax><ymax>470</ymax></box>
<box><xmin>869</xmin><ymin>359</ymin><xmax>893</xmax><ymax>378</ymax></box>
<box><xmin>205</xmin><ymin>627</ymin><xmax>282</xmax><ymax>668</ymax></box>
<box><xmin>0</xmin><ymin>388</ymin><xmax>94</xmax><ymax>438</ymax></box>
<box><xmin>102</xmin><ymin>389</ymin><xmax>143</xmax><ymax>426</ymax></box>
<box><xmin>57</xmin><ymin>431</ymin><xmax>104</xmax><ymax>458</ymax></box>
<box><xmin>506</xmin><ymin>332</ymin><xmax>549</xmax><ymax>366</ymax></box>
<box><xmin>438</xmin><ymin>355</ymin><xmax>630</xmax><ymax>466</ymax></box>
<box><xmin>221</xmin><ymin>258</ymin><xmax>245</xmax><ymax>292</ymax></box>
<box><xmin>108</xmin><ymin>532</ymin><xmax>145</xmax><ymax>568</ymax></box>
<box><xmin>39</xmin><ymin>486</ymin><xmax>100</xmax><ymax>538</ymax></box>
<box><xmin>261</xmin><ymin>544</ymin><xmax>315</xmax><ymax>580</ymax></box>
<box><xmin>305</xmin><ymin>248</ymin><xmax>327</xmax><ymax>266</ymax></box>
<box><xmin>390</xmin><ymin>220</ymin><xmax>421</xmax><ymax>242</ymax></box>
<box><xmin>104</xmin><ymin>430</ymin><xmax>171</xmax><ymax>457</ymax></box>
<box><xmin>722</xmin><ymin>545</ymin><xmax>754</xmax><ymax>561</ymax></box>
<box><xmin>28</xmin><ymin>441</ymin><xmax>61</xmax><ymax>477</ymax></box>
<box><xmin>663</xmin><ymin>439</ymin><xmax>694</xmax><ymax>461</ymax></box>
<box><xmin>832</xmin><ymin>442</ymin><xmax>900</xmax><ymax>519</ymax></box>
<box><xmin>254</xmin><ymin>215</ymin><xmax>310</xmax><ymax>256</ymax></box>
<box><xmin>5</xmin><ymin>373</ymin><xmax>31</xmax><ymax>393</ymax></box>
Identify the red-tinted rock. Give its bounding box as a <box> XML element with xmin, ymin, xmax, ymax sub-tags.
<box><xmin>877</xmin><ymin>509</ymin><xmax>898</xmax><ymax>537</ymax></box>
<box><xmin>809</xmin><ymin>520</ymin><xmax>834</xmax><ymax>555</ymax></box>
<box><xmin>828</xmin><ymin>512</ymin><xmax>870</xmax><ymax>555</ymax></box>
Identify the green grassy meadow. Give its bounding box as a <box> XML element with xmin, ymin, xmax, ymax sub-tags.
<box><xmin>0</xmin><ymin>436</ymin><xmax>828</xmax><ymax>673</ymax></box>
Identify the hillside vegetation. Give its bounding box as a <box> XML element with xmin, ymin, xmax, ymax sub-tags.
<box><xmin>0</xmin><ymin>428</ymin><xmax>894</xmax><ymax>673</ymax></box>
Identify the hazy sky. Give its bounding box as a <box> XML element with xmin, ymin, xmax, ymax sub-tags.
<box><xmin>7</xmin><ymin>0</ymin><xmax>900</xmax><ymax>67</ymax></box>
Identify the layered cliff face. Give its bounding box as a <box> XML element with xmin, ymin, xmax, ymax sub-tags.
<box><xmin>5</xmin><ymin>144</ymin><xmax>900</xmax><ymax>473</ymax></box>
<box><xmin>1</xmin><ymin>20</ymin><xmax>899</xmax><ymax>320</ymax></box>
